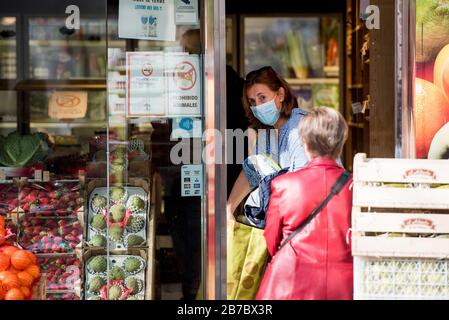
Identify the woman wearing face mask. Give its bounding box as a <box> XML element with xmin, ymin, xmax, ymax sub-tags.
<box><xmin>226</xmin><ymin>66</ymin><xmax>308</xmax><ymax>220</ymax></box>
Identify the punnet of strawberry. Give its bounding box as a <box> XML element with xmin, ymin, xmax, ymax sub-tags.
<box><xmin>18</xmin><ymin>181</ymin><xmax>82</xmax><ymax>217</ymax></box>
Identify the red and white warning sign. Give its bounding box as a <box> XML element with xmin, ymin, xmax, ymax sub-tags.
<box><xmin>126</xmin><ymin>51</ymin><xmax>166</xmax><ymax>117</ymax></box>
<box><xmin>167</xmin><ymin>53</ymin><xmax>201</xmax><ymax>116</ymax></box>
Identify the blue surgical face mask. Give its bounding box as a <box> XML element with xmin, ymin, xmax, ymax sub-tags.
<box><xmin>250</xmin><ymin>97</ymin><xmax>281</xmax><ymax>126</ymax></box>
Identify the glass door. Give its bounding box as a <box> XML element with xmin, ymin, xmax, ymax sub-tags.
<box><xmin>105</xmin><ymin>0</ymin><xmax>208</xmax><ymax>300</ymax></box>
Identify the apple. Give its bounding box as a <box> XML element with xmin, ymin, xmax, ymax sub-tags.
<box><xmin>428</xmin><ymin>122</ymin><xmax>449</xmax><ymax>159</ymax></box>
<box><xmin>414</xmin><ymin>78</ymin><xmax>449</xmax><ymax>158</ymax></box>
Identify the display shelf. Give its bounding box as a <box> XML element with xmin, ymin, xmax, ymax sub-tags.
<box><xmin>0</xmin><ymin>121</ymin><xmax>106</xmax><ymax>129</ymax></box>
<box><xmin>29</xmin><ymin>39</ymin><xmax>125</xmax><ymax>48</ymax></box>
<box><xmin>286</xmin><ymin>78</ymin><xmax>339</xmax><ymax>85</ymax></box>
<box><xmin>0</xmin><ymin>39</ymin><xmax>15</xmax><ymax>46</ymax></box>
<box><xmin>0</xmin><ymin>79</ymin><xmax>107</xmax><ymax>91</ymax></box>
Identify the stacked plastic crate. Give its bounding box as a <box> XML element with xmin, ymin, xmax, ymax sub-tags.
<box><xmin>352</xmin><ymin>153</ymin><xmax>449</xmax><ymax>300</ymax></box>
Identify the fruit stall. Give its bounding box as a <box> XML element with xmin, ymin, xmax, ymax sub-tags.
<box><xmin>0</xmin><ymin>144</ymin><xmax>156</xmax><ymax>300</ymax></box>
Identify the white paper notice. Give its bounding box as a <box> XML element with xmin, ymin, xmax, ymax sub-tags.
<box><xmin>119</xmin><ymin>0</ymin><xmax>176</xmax><ymax>41</ymax></box>
<box><xmin>166</xmin><ymin>53</ymin><xmax>202</xmax><ymax>116</ymax></box>
<box><xmin>175</xmin><ymin>0</ymin><xmax>199</xmax><ymax>25</ymax></box>
<box><xmin>126</xmin><ymin>51</ymin><xmax>166</xmax><ymax>117</ymax></box>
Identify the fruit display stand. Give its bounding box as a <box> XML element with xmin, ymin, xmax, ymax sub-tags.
<box><xmin>82</xmin><ymin>247</ymin><xmax>153</xmax><ymax>300</ymax></box>
<box><xmin>84</xmin><ymin>177</ymin><xmax>156</xmax><ymax>299</ymax></box>
<box><xmin>1</xmin><ymin>171</ymin><xmax>86</xmax><ymax>300</ymax></box>
<box><xmin>352</xmin><ymin>153</ymin><xmax>449</xmax><ymax>299</ymax></box>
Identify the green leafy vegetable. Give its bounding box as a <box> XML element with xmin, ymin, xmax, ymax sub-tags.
<box><xmin>0</xmin><ymin>131</ymin><xmax>50</xmax><ymax>167</ymax></box>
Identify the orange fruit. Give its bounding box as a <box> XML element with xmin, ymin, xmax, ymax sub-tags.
<box><xmin>24</xmin><ymin>251</ymin><xmax>37</xmax><ymax>265</ymax></box>
<box><xmin>11</xmin><ymin>250</ymin><xmax>32</xmax><ymax>270</ymax></box>
<box><xmin>414</xmin><ymin>78</ymin><xmax>449</xmax><ymax>158</ymax></box>
<box><xmin>17</xmin><ymin>271</ymin><xmax>34</xmax><ymax>288</ymax></box>
<box><xmin>0</xmin><ymin>246</ymin><xmax>19</xmax><ymax>257</ymax></box>
<box><xmin>2</xmin><ymin>273</ymin><xmax>21</xmax><ymax>290</ymax></box>
<box><xmin>0</xmin><ymin>252</ymin><xmax>10</xmax><ymax>271</ymax></box>
<box><xmin>5</xmin><ymin>288</ymin><xmax>25</xmax><ymax>300</ymax></box>
<box><xmin>24</xmin><ymin>265</ymin><xmax>41</xmax><ymax>281</ymax></box>
<box><xmin>20</xmin><ymin>286</ymin><xmax>31</xmax><ymax>298</ymax></box>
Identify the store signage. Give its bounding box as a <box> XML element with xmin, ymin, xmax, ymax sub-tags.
<box><xmin>171</xmin><ymin>117</ymin><xmax>202</xmax><ymax>140</ymax></box>
<box><xmin>402</xmin><ymin>169</ymin><xmax>437</xmax><ymax>181</ymax></box>
<box><xmin>166</xmin><ymin>53</ymin><xmax>202</xmax><ymax>116</ymax></box>
<box><xmin>118</xmin><ymin>0</ymin><xmax>176</xmax><ymax>41</ymax></box>
<box><xmin>181</xmin><ymin>164</ymin><xmax>203</xmax><ymax>197</ymax></box>
<box><xmin>175</xmin><ymin>0</ymin><xmax>199</xmax><ymax>25</ymax></box>
<box><xmin>401</xmin><ymin>218</ymin><xmax>436</xmax><ymax>231</ymax></box>
<box><xmin>126</xmin><ymin>51</ymin><xmax>166</xmax><ymax>117</ymax></box>
<box><xmin>48</xmin><ymin>91</ymin><xmax>87</xmax><ymax>119</ymax></box>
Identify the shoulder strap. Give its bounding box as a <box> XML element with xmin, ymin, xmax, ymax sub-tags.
<box><xmin>277</xmin><ymin>170</ymin><xmax>351</xmax><ymax>252</ymax></box>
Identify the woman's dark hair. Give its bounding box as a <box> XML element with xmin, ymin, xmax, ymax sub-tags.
<box><xmin>242</xmin><ymin>66</ymin><xmax>298</xmax><ymax>128</ymax></box>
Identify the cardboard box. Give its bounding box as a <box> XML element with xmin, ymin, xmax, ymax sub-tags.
<box><xmin>82</xmin><ymin>247</ymin><xmax>155</xmax><ymax>300</ymax></box>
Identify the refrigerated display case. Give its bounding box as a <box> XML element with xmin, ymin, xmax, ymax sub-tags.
<box><xmin>241</xmin><ymin>15</ymin><xmax>343</xmax><ymax>112</ymax></box>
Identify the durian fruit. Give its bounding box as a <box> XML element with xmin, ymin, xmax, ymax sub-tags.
<box><xmin>108</xmin><ymin>285</ymin><xmax>122</xmax><ymax>300</ymax></box>
<box><xmin>127</xmin><ymin>235</ymin><xmax>145</xmax><ymax>247</ymax></box>
<box><xmin>89</xmin><ymin>295</ymin><xmax>102</xmax><ymax>300</ymax></box>
<box><xmin>92</xmin><ymin>195</ymin><xmax>107</xmax><ymax>211</ymax></box>
<box><xmin>126</xmin><ymin>216</ymin><xmax>145</xmax><ymax>233</ymax></box>
<box><xmin>109</xmin><ymin>266</ymin><xmax>126</xmax><ymax>281</ymax></box>
<box><xmin>89</xmin><ymin>276</ymin><xmax>106</xmax><ymax>293</ymax></box>
<box><xmin>89</xmin><ymin>256</ymin><xmax>107</xmax><ymax>273</ymax></box>
<box><xmin>109</xmin><ymin>225</ymin><xmax>124</xmax><ymax>242</ymax></box>
<box><xmin>89</xmin><ymin>234</ymin><xmax>107</xmax><ymax>247</ymax></box>
<box><xmin>111</xmin><ymin>204</ymin><xmax>126</xmax><ymax>223</ymax></box>
<box><xmin>111</xmin><ymin>187</ymin><xmax>126</xmax><ymax>202</ymax></box>
<box><xmin>91</xmin><ymin>215</ymin><xmax>106</xmax><ymax>231</ymax></box>
<box><xmin>124</xmin><ymin>257</ymin><xmax>142</xmax><ymax>273</ymax></box>
<box><xmin>125</xmin><ymin>277</ymin><xmax>141</xmax><ymax>294</ymax></box>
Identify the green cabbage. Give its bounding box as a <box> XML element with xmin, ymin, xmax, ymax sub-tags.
<box><xmin>0</xmin><ymin>131</ymin><xmax>50</xmax><ymax>167</ymax></box>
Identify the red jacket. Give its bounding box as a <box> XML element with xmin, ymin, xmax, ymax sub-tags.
<box><xmin>256</xmin><ymin>157</ymin><xmax>353</xmax><ymax>300</ymax></box>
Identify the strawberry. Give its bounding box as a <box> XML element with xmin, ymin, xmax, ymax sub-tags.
<box><xmin>58</xmin><ymin>220</ymin><xmax>68</xmax><ymax>227</ymax></box>
<box><xmin>6</xmin><ymin>192</ymin><xmax>16</xmax><ymax>199</ymax></box>
<box><xmin>39</xmin><ymin>197</ymin><xmax>50</xmax><ymax>205</ymax></box>
<box><xmin>19</xmin><ymin>188</ymin><xmax>31</xmax><ymax>200</ymax></box>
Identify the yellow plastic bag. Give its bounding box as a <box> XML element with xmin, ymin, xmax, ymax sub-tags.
<box><xmin>227</xmin><ymin>219</ymin><xmax>268</xmax><ymax>300</ymax></box>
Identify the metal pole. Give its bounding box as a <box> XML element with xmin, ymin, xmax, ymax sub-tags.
<box><xmin>203</xmin><ymin>0</ymin><xmax>227</xmax><ymax>300</ymax></box>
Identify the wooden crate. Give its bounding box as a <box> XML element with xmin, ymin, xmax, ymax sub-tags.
<box><xmin>31</xmin><ymin>276</ymin><xmax>46</xmax><ymax>300</ymax></box>
<box><xmin>352</xmin><ymin>153</ymin><xmax>449</xmax><ymax>259</ymax></box>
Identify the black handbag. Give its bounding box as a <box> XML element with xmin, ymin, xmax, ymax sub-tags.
<box><xmin>277</xmin><ymin>170</ymin><xmax>352</xmax><ymax>252</ymax></box>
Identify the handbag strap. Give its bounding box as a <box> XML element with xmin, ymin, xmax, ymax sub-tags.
<box><xmin>277</xmin><ymin>170</ymin><xmax>351</xmax><ymax>251</ymax></box>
